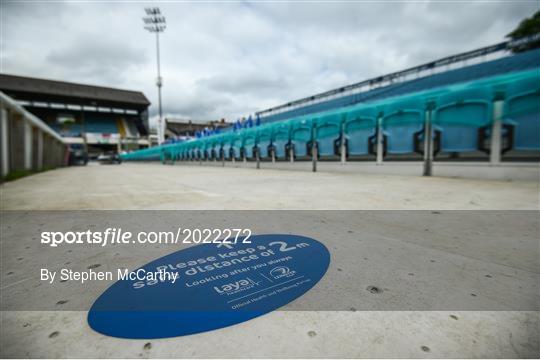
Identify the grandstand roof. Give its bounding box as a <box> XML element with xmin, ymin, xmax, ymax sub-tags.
<box><xmin>260</xmin><ymin>48</ymin><xmax>540</xmax><ymax>124</ymax></box>
<box><xmin>165</xmin><ymin>118</ymin><xmax>229</xmax><ymax>137</ymax></box>
<box><xmin>0</xmin><ymin>74</ymin><xmax>150</xmax><ymax>109</ymax></box>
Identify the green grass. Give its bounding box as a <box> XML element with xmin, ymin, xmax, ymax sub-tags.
<box><xmin>2</xmin><ymin>166</ymin><xmax>55</xmax><ymax>183</ymax></box>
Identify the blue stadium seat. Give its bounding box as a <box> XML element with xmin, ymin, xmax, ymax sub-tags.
<box><xmin>314</xmin><ymin>111</ymin><xmax>344</xmax><ymax>157</ymax></box>
<box><xmin>381</xmin><ymin>97</ymin><xmax>426</xmax><ymax>154</ymax></box>
<box><xmin>504</xmin><ymin>76</ymin><xmax>540</xmax><ymax>151</ymax></box>
<box><xmin>272</xmin><ymin>122</ymin><xmax>291</xmax><ymax>159</ymax></box>
<box><xmin>290</xmin><ymin>118</ymin><xmax>313</xmax><ymax>157</ymax></box>
<box><xmin>343</xmin><ymin>106</ymin><xmax>378</xmax><ymax>156</ymax></box>
<box><xmin>256</xmin><ymin>124</ymin><xmax>273</xmax><ymax>159</ymax></box>
<box><xmin>84</xmin><ymin>118</ymin><xmax>119</xmax><ymax>133</ymax></box>
<box><xmin>50</xmin><ymin>123</ymin><xmax>84</xmax><ymax>137</ymax></box>
<box><xmin>433</xmin><ymin>86</ymin><xmax>492</xmax><ymax>153</ymax></box>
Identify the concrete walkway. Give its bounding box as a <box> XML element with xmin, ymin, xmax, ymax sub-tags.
<box><xmin>1</xmin><ymin>163</ymin><xmax>539</xmax><ymax>358</ymax></box>
<box><xmin>1</xmin><ymin>162</ymin><xmax>538</xmax><ymax>210</ymax></box>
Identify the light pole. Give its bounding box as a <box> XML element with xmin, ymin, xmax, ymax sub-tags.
<box><xmin>143</xmin><ymin>7</ymin><xmax>166</xmax><ymax>144</ymax></box>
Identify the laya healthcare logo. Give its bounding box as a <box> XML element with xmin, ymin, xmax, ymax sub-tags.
<box><xmin>213</xmin><ymin>277</ymin><xmax>260</xmax><ymax>296</ymax></box>
<box><xmin>270</xmin><ymin>266</ymin><xmax>296</xmax><ymax>280</ymax></box>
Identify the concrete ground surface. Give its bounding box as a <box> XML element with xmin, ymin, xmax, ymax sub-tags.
<box><xmin>1</xmin><ymin>162</ymin><xmax>539</xmax><ymax>358</ymax></box>
<box><xmin>1</xmin><ymin>162</ymin><xmax>539</xmax><ymax>210</ymax></box>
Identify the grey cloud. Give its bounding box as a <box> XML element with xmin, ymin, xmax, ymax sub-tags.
<box><xmin>197</xmin><ymin>72</ymin><xmax>290</xmax><ymax>96</ymax></box>
<box><xmin>1</xmin><ymin>1</ymin><xmax>537</xmax><ymax>123</ymax></box>
<box><xmin>46</xmin><ymin>38</ymin><xmax>148</xmax><ymax>84</ymax></box>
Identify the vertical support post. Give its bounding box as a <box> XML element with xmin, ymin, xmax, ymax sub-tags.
<box><xmin>289</xmin><ymin>144</ymin><xmax>294</xmax><ymax>163</ymax></box>
<box><xmin>490</xmin><ymin>100</ymin><xmax>504</xmax><ymax>165</ymax></box>
<box><xmin>256</xmin><ymin>147</ymin><xmax>260</xmax><ymax>169</ymax></box>
<box><xmin>423</xmin><ymin>107</ymin><xmax>434</xmax><ymax>176</ymax></box>
<box><xmin>271</xmin><ymin>145</ymin><xmax>276</xmax><ymax>163</ymax></box>
<box><xmin>24</xmin><ymin>119</ymin><xmax>32</xmax><ymax>170</ymax></box>
<box><xmin>311</xmin><ymin>124</ymin><xmax>317</xmax><ymax>172</ymax></box>
<box><xmin>156</xmin><ymin>31</ymin><xmax>164</xmax><ymax>145</ymax></box>
<box><xmin>376</xmin><ymin>116</ymin><xmax>384</xmax><ymax>165</ymax></box>
<box><xmin>37</xmin><ymin>130</ymin><xmax>43</xmax><ymax>171</ymax></box>
<box><xmin>1</xmin><ymin>108</ymin><xmax>9</xmax><ymax>177</ymax></box>
<box><xmin>340</xmin><ymin>121</ymin><xmax>346</xmax><ymax>164</ymax></box>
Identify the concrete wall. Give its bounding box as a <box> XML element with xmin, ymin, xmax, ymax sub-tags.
<box><xmin>1</xmin><ymin>91</ymin><xmax>66</xmax><ymax>180</ymax></box>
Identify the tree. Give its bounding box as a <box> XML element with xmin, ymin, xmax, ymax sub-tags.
<box><xmin>507</xmin><ymin>10</ymin><xmax>540</xmax><ymax>53</ymax></box>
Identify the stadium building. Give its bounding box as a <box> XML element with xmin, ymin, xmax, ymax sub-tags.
<box><xmin>0</xmin><ymin>74</ymin><xmax>151</xmax><ymax>159</ymax></box>
<box><xmin>164</xmin><ymin>118</ymin><xmax>230</xmax><ymax>140</ymax></box>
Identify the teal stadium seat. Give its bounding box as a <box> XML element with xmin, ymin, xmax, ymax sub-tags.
<box><xmin>343</xmin><ymin>105</ymin><xmax>378</xmax><ymax>156</ymax></box>
<box><xmin>200</xmin><ymin>139</ymin><xmax>209</xmax><ymax>160</ymax></box>
<box><xmin>212</xmin><ymin>134</ymin><xmax>224</xmax><ymax>160</ymax></box>
<box><xmin>221</xmin><ymin>134</ymin><xmax>233</xmax><ymax>160</ymax></box>
<box><xmin>162</xmin><ymin>145</ymin><xmax>172</xmax><ymax>162</ymax></box>
<box><xmin>242</xmin><ymin>128</ymin><xmax>257</xmax><ymax>159</ymax></box>
<box><xmin>381</xmin><ymin>97</ymin><xmax>426</xmax><ymax>154</ymax></box>
<box><xmin>271</xmin><ymin>122</ymin><xmax>291</xmax><ymax>159</ymax></box>
<box><xmin>209</xmin><ymin>139</ymin><xmax>216</xmax><ymax>159</ymax></box>
<box><xmin>290</xmin><ymin>118</ymin><xmax>313</xmax><ymax>157</ymax></box>
<box><xmin>504</xmin><ymin>74</ymin><xmax>540</xmax><ymax>151</ymax></box>
<box><xmin>175</xmin><ymin>143</ymin><xmax>184</xmax><ymax>161</ymax></box>
<box><xmin>232</xmin><ymin>133</ymin><xmax>243</xmax><ymax>159</ymax></box>
<box><xmin>314</xmin><ymin>111</ymin><xmax>344</xmax><ymax>157</ymax></box>
<box><xmin>171</xmin><ymin>144</ymin><xmax>180</xmax><ymax>161</ymax></box>
<box><xmin>182</xmin><ymin>143</ymin><xmax>190</xmax><ymax>160</ymax></box>
<box><xmin>433</xmin><ymin>86</ymin><xmax>492</xmax><ymax>153</ymax></box>
<box><xmin>181</xmin><ymin>144</ymin><xmax>188</xmax><ymax>160</ymax></box>
<box><xmin>192</xmin><ymin>141</ymin><xmax>201</xmax><ymax>160</ymax></box>
<box><xmin>189</xmin><ymin>140</ymin><xmax>197</xmax><ymax>160</ymax></box>
<box><xmin>256</xmin><ymin>124</ymin><xmax>273</xmax><ymax>159</ymax></box>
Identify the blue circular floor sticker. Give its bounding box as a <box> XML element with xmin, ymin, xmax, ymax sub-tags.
<box><xmin>88</xmin><ymin>234</ymin><xmax>330</xmax><ymax>338</ymax></box>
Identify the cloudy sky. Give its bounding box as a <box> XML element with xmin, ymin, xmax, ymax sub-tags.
<box><xmin>1</xmin><ymin>1</ymin><xmax>538</xmax><ymax>126</ymax></box>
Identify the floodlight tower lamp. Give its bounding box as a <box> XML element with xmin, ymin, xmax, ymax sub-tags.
<box><xmin>142</xmin><ymin>7</ymin><xmax>167</xmax><ymax>144</ymax></box>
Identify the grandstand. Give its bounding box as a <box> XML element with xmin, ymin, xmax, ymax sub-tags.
<box><xmin>122</xmin><ymin>38</ymin><xmax>539</xmax><ymax>179</ymax></box>
<box><xmin>0</xmin><ymin>74</ymin><xmax>151</xmax><ymax>158</ymax></box>
<box><xmin>164</xmin><ymin>118</ymin><xmax>230</xmax><ymax>141</ymax></box>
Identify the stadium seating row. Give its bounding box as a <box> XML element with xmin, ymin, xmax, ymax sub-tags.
<box><xmin>121</xmin><ymin>68</ymin><xmax>539</xmax><ymax>163</ymax></box>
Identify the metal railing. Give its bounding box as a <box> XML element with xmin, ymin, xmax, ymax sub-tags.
<box><xmin>256</xmin><ymin>34</ymin><xmax>540</xmax><ymax>119</ymax></box>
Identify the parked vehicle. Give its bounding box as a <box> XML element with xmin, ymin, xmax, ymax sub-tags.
<box><xmin>98</xmin><ymin>151</ymin><xmax>122</xmax><ymax>165</ymax></box>
<box><xmin>68</xmin><ymin>143</ymin><xmax>88</xmax><ymax>166</ymax></box>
